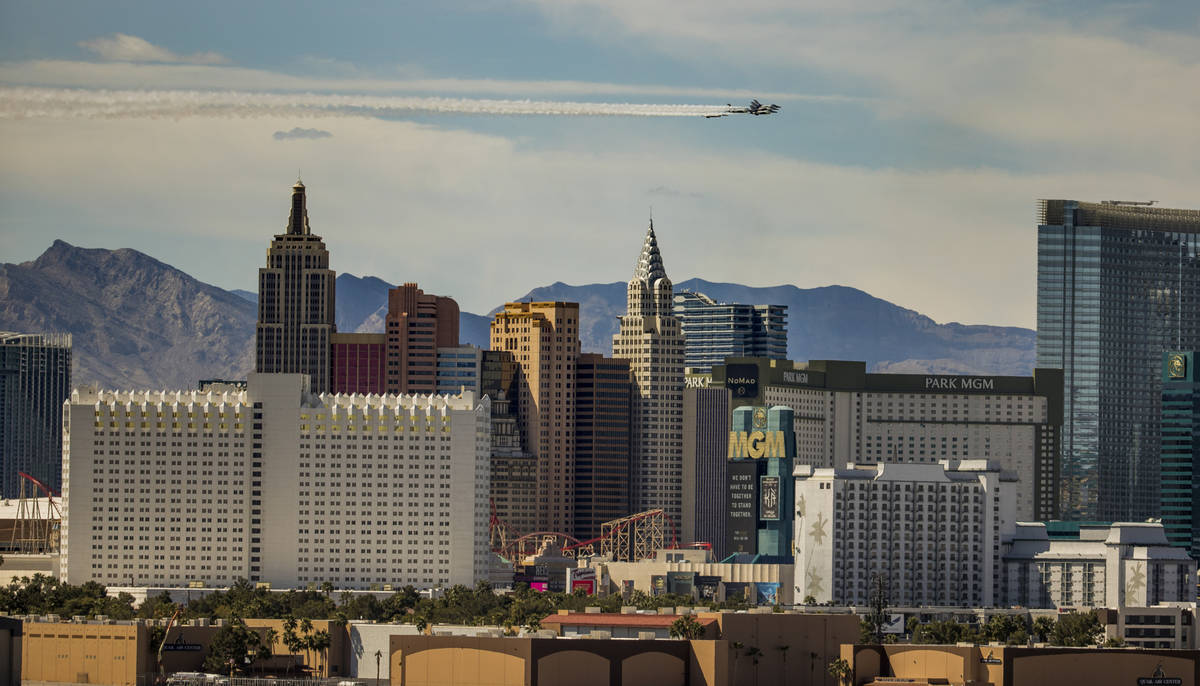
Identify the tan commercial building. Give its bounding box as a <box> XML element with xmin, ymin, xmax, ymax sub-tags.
<box><xmin>843</xmin><ymin>643</ymin><xmax>1200</xmax><ymax>686</ymax></box>
<box><xmin>18</xmin><ymin>617</ymin><xmax>349</xmax><ymax>685</ymax></box>
<box><xmin>389</xmin><ymin>611</ymin><xmax>857</xmax><ymax>686</ymax></box>
<box><xmin>613</xmin><ymin>222</ymin><xmax>685</xmax><ymax>527</ymax></box>
<box><xmin>491</xmin><ymin>302</ymin><xmax>580</xmax><ymax>533</ymax></box>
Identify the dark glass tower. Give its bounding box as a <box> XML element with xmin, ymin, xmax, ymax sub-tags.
<box><xmin>0</xmin><ymin>332</ymin><xmax>71</xmax><ymax>497</ymax></box>
<box><xmin>255</xmin><ymin>180</ymin><xmax>336</xmax><ymax>393</ymax></box>
<box><xmin>1161</xmin><ymin>351</ymin><xmax>1199</xmax><ymax>558</ymax></box>
<box><xmin>1037</xmin><ymin>200</ymin><xmax>1200</xmax><ymax>521</ymax></box>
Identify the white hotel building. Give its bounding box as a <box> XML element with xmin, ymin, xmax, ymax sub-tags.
<box><xmin>61</xmin><ymin>373</ymin><xmax>491</xmax><ymax>590</ymax></box>
<box><xmin>793</xmin><ymin>460</ymin><xmax>1016</xmax><ymax>608</ymax></box>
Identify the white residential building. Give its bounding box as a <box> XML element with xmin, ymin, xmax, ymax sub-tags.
<box><xmin>1002</xmin><ymin>522</ymin><xmax>1196</xmax><ymax>610</ymax></box>
<box><xmin>61</xmin><ymin>373</ymin><xmax>491</xmax><ymax>590</ymax></box>
<box><xmin>793</xmin><ymin>460</ymin><xmax>1016</xmax><ymax>608</ymax></box>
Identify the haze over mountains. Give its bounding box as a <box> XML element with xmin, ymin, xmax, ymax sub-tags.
<box><xmin>2</xmin><ymin>241</ymin><xmax>1035</xmax><ymax>389</ymax></box>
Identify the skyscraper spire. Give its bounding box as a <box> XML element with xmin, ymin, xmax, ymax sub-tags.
<box><xmin>287</xmin><ymin>179</ymin><xmax>310</xmax><ymax>236</ymax></box>
<box><xmin>633</xmin><ymin>220</ymin><xmax>667</xmax><ymax>282</ymax></box>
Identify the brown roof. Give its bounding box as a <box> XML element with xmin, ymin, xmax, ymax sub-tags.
<box><xmin>540</xmin><ymin>613</ymin><xmax>715</xmax><ymax>629</ymax></box>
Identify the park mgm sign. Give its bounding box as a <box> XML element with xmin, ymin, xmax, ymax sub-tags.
<box><xmin>727</xmin><ymin>405</ymin><xmax>796</xmax><ymax>559</ymax></box>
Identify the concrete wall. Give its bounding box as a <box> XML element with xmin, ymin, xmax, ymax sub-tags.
<box><xmin>348</xmin><ymin>622</ymin><xmax>419</xmax><ymax>680</ymax></box>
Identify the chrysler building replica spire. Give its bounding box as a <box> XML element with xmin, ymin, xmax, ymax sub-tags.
<box><xmin>613</xmin><ymin>219</ymin><xmax>685</xmax><ymax>526</ymax></box>
<box><xmin>255</xmin><ymin>180</ymin><xmax>336</xmax><ymax>393</ymax></box>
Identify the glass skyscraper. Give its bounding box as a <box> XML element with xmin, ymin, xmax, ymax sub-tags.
<box><xmin>1161</xmin><ymin>351</ymin><xmax>1198</xmax><ymax>558</ymax></box>
<box><xmin>673</xmin><ymin>290</ymin><xmax>787</xmax><ymax>373</ymax></box>
<box><xmin>1036</xmin><ymin>200</ymin><xmax>1200</xmax><ymax>521</ymax></box>
<box><xmin>1</xmin><ymin>332</ymin><xmax>71</xmax><ymax>497</ymax></box>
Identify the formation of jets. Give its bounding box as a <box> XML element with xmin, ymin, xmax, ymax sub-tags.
<box><xmin>704</xmin><ymin>99</ymin><xmax>782</xmax><ymax>118</ymax></box>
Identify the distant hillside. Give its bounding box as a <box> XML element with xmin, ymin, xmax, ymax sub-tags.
<box><xmin>0</xmin><ymin>240</ymin><xmax>256</xmax><ymax>389</ymax></box>
<box><xmin>0</xmin><ymin>242</ymin><xmax>1035</xmax><ymax>389</ymax></box>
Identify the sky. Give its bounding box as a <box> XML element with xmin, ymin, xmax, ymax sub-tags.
<box><xmin>1</xmin><ymin>1</ymin><xmax>1198</xmax><ymax>327</ymax></box>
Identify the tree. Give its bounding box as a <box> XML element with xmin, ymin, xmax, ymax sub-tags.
<box><xmin>1032</xmin><ymin>616</ymin><xmax>1055</xmax><ymax>643</ymax></box>
<box><xmin>860</xmin><ymin>573</ymin><xmax>890</xmax><ymax>644</ymax></box>
<box><xmin>828</xmin><ymin>657</ymin><xmax>852</xmax><ymax>686</ymax></box>
<box><xmin>1048</xmin><ymin>611</ymin><xmax>1104</xmax><ymax>647</ymax></box>
<box><xmin>203</xmin><ymin>619</ymin><xmax>261</xmax><ymax>675</ymax></box>
<box><xmin>803</xmin><ymin>595</ymin><xmax>817</xmax><ymax>605</ymax></box>
<box><xmin>669</xmin><ymin>614</ymin><xmax>706</xmax><ymax>639</ymax></box>
<box><xmin>744</xmin><ymin>646</ymin><xmax>763</xmax><ymax>684</ymax></box>
<box><xmin>311</xmin><ymin>629</ymin><xmax>332</xmax><ymax>677</ymax></box>
<box><xmin>981</xmin><ymin>614</ymin><xmax>1030</xmax><ymax>645</ymax></box>
<box><xmin>911</xmin><ymin>620</ymin><xmax>980</xmax><ymax>645</ymax></box>
<box><xmin>1104</xmin><ymin>636</ymin><xmax>1125</xmax><ymax>647</ymax></box>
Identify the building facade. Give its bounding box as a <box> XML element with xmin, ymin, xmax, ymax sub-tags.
<box><xmin>1036</xmin><ymin>199</ymin><xmax>1200</xmax><ymax>521</ymax></box>
<box><xmin>0</xmin><ymin>332</ymin><xmax>71</xmax><ymax>498</ymax></box>
<box><xmin>681</xmin><ymin>386</ymin><xmax>730</xmax><ymax>557</ymax></box>
<box><xmin>331</xmin><ymin>332</ymin><xmax>386</xmax><ymax>395</ymax></box>
<box><xmin>490</xmin><ymin>302</ymin><xmax>579</xmax><ymax>533</ymax></box>
<box><xmin>574</xmin><ymin>353</ymin><xmax>632</xmax><ymax>540</ymax></box>
<box><xmin>385</xmin><ymin>283</ymin><xmax>460</xmax><ymax>395</ymax></box>
<box><xmin>794</xmin><ymin>460</ymin><xmax>1016</xmax><ymax>607</ymax></box>
<box><xmin>1161</xmin><ymin>351</ymin><xmax>1199</xmax><ymax>557</ymax></box>
<box><xmin>255</xmin><ymin>180</ymin><xmax>336</xmax><ymax>394</ymax></box>
<box><xmin>436</xmin><ymin>345</ymin><xmax>482</xmax><ymax>396</ymax></box>
<box><xmin>673</xmin><ymin>291</ymin><xmax>786</xmax><ymax>373</ymax></box>
<box><xmin>612</xmin><ymin>223</ymin><xmax>685</xmax><ymax>527</ymax></box>
<box><xmin>60</xmin><ymin>373</ymin><xmax>491</xmax><ymax>590</ymax></box>
<box><xmin>1002</xmin><ymin>522</ymin><xmax>1196</xmax><ymax>610</ymax></box>
<box><xmin>706</xmin><ymin>358</ymin><xmax>1063</xmax><ymax>521</ymax></box>
<box><xmin>480</xmin><ymin>349</ymin><xmax>538</xmax><ymax>537</ymax></box>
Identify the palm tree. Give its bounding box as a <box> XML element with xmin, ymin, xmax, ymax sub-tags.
<box><xmin>827</xmin><ymin>657</ymin><xmax>852</xmax><ymax>686</ymax></box>
<box><xmin>745</xmin><ymin>646</ymin><xmax>763</xmax><ymax>684</ymax></box>
<box><xmin>775</xmin><ymin>645</ymin><xmax>789</xmax><ymax>686</ymax></box>
<box><xmin>311</xmin><ymin>629</ymin><xmax>332</xmax><ymax>677</ymax></box>
<box><xmin>731</xmin><ymin>641</ymin><xmax>744</xmax><ymax>686</ymax></box>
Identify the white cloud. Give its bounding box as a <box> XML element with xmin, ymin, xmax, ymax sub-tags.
<box><xmin>521</xmin><ymin>1</ymin><xmax>1200</xmax><ymax>173</ymax></box>
<box><xmin>2</xmin><ymin>114</ymin><xmax>1193</xmax><ymax>329</ymax></box>
<box><xmin>78</xmin><ymin>34</ymin><xmax>229</xmax><ymax>65</ymax></box>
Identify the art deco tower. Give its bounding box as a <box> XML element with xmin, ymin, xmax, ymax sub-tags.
<box><xmin>255</xmin><ymin>180</ymin><xmax>336</xmax><ymax>393</ymax></box>
<box><xmin>613</xmin><ymin>221</ymin><xmax>685</xmax><ymax>526</ymax></box>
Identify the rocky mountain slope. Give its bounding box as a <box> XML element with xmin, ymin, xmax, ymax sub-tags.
<box><xmin>1</xmin><ymin>242</ymin><xmax>1035</xmax><ymax>389</ymax></box>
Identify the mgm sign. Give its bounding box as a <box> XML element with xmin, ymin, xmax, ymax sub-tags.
<box><xmin>726</xmin><ymin>405</ymin><xmax>795</xmax><ymax>558</ymax></box>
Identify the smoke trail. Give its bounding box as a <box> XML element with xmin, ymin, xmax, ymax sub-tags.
<box><xmin>0</xmin><ymin>87</ymin><xmax>737</xmax><ymax>120</ymax></box>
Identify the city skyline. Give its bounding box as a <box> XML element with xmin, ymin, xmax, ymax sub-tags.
<box><xmin>3</xmin><ymin>2</ymin><xmax>1199</xmax><ymax>330</ymax></box>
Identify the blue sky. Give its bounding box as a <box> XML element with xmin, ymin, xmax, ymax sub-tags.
<box><xmin>2</xmin><ymin>1</ymin><xmax>1198</xmax><ymax>327</ymax></box>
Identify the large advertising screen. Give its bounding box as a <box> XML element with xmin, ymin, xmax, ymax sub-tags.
<box><xmin>760</xmin><ymin>475</ymin><xmax>781</xmax><ymax>520</ymax></box>
<box><xmin>726</xmin><ymin>461</ymin><xmax>759</xmax><ymax>554</ymax></box>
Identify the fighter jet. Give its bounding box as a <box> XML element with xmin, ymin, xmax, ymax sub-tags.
<box><xmin>709</xmin><ymin>100</ymin><xmax>781</xmax><ymax>117</ymax></box>
<box><xmin>747</xmin><ymin>99</ymin><xmax>781</xmax><ymax>115</ymax></box>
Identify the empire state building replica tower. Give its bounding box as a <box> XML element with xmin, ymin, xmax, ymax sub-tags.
<box><xmin>613</xmin><ymin>221</ymin><xmax>685</xmax><ymax>526</ymax></box>
<box><xmin>255</xmin><ymin>179</ymin><xmax>336</xmax><ymax>393</ymax></box>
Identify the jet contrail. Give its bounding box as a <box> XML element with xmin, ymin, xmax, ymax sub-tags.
<box><xmin>0</xmin><ymin>86</ymin><xmax>746</xmax><ymax>120</ymax></box>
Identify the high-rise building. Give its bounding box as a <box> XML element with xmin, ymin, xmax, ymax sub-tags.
<box><xmin>1161</xmin><ymin>351</ymin><xmax>1199</xmax><ymax>558</ymax></box>
<box><xmin>385</xmin><ymin>283</ymin><xmax>460</xmax><ymax>394</ymax></box>
<box><xmin>331</xmin><ymin>333</ymin><xmax>385</xmax><ymax>395</ymax></box>
<box><xmin>705</xmin><ymin>357</ymin><xmax>1063</xmax><ymax>522</ymax></box>
<box><xmin>795</xmin><ymin>460</ymin><xmax>1015</xmax><ymax>607</ymax></box>
<box><xmin>255</xmin><ymin>180</ymin><xmax>336</xmax><ymax>393</ymax></box>
<box><xmin>673</xmin><ymin>291</ymin><xmax>787</xmax><ymax>373</ymax></box>
<box><xmin>0</xmin><ymin>332</ymin><xmax>71</xmax><ymax>497</ymax></box>
<box><xmin>60</xmin><ymin>374</ymin><xmax>491</xmax><ymax>590</ymax></box>
<box><xmin>681</xmin><ymin>386</ymin><xmax>730</xmax><ymax>557</ymax></box>
<box><xmin>481</xmin><ymin>349</ymin><xmax>538</xmax><ymax>537</ymax></box>
<box><xmin>574</xmin><ymin>353</ymin><xmax>632</xmax><ymax>540</ymax></box>
<box><xmin>613</xmin><ymin>222</ymin><xmax>685</xmax><ymax>526</ymax></box>
<box><xmin>1037</xmin><ymin>200</ymin><xmax>1200</xmax><ymax>521</ymax></box>
<box><xmin>490</xmin><ymin>302</ymin><xmax>579</xmax><ymax>533</ymax></box>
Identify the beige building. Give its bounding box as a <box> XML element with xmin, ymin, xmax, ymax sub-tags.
<box><xmin>61</xmin><ymin>373</ymin><xmax>492</xmax><ymax>591</ymax></box>
<box><xmin>390</xmin><ymin>611</ymin><xmax>858</xmax><ymax>686</ymax></box>
<box><xmin>843</xmin><ymin>643</ymin><xmax>1200</xmax><ymax>686</ymax></box>
<box><xmin>613</xmin><ymin>222</ymin><xmax>685</xmax><ymax>527</ymax></box>
<box><xmin>491</xmin><ymin>302</ymin><xmax>580</xmax><ymax>533</ymax></box>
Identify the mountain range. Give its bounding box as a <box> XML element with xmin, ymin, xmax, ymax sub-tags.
<box><xmin>1</xmin><ymin>241</ymin><xmax>1035</xmax><ymax>389</ymax></box>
